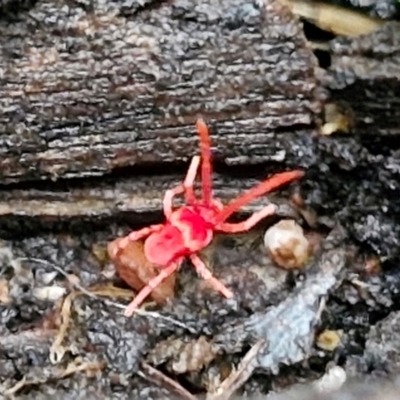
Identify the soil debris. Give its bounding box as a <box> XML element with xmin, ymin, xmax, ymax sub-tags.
<box><xmin>147</xmin><ymin>335</ymin><xmax>217</xmax><ymax>374</ymax></box>
<box><xmin>1</xmin><ymin>192</ymin><xmax>399</xmax><ymax>399</ymax></box>
<box><xmin>4</xmin><ymin>358</ymin><xmax>105</xmax><ymax>397</ymax></box>
<box><xmin>140</xmin><ymin>362</ymin><xmax>197</xmax><ymax>400</ymax></box>
<box><xmin>206</xmin><ymin>340</ymin><xmax>266</xmax><ymax>400</ymax></box>
<box><xmin>362</xmin><ymin>311</ymin><xmax>400</xmax><ymax>375</ymax></box>
<box><xmin>206</xmin><ymin>224</ymin><xmax>351</xmax><ymax>398</ymax></box>
<box><xmin>316</xmin><ymin>330</ymin><xmax>343</xmax><ymax>352</ymax></box>
<box><xmin>263</xmin><ymin>374</ymin><xmax>400</xmax><ymax>400</ymax></box>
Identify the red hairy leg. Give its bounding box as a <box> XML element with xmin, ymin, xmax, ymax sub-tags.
<box><xmin>190</xmin><ymin>254</ymin><xmax>233</xmax><ymax>298</ymax></box>
<box><xmin>196</xmin><ymin>119</ymin><xmax>213</xmax><ymax>206</ymax></box>
<box><xmin>124</xmin><ymin>262</ymin><xmax>181</xmax><ymax>317</ymax></box>
<box><xmin>163</xmin><ymin>186</ymin><xmax>184</xmax><ymax>218</ymax></box>
<box><xmin>183</xmin><ymin>155</ymin><xmax>201</xmax><ymax>204</ymax></box>
<box><xmin>163</xmin><ymin>156</ymin><xmax>201</xmax><ymax>217</ymax></box>
<box><xmin>216</xmin><ymin>170</ymin><xmax>305</xmax><ymax>224</ymax></box>
<box><xmin>217</xmin><ymin>204</ymin><xmax>277</xmax><ymax>233</ymax></box>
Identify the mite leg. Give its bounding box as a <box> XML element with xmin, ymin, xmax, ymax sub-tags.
<box><xmin>163</xmin><ymin>156</ymin><xmax>201</xmax><ymax>218</ymax></box>
<box><xmin>163</xmin><ymin>185</ymin><xmax>184</xmax><ymax>219</ymax></box>
<box><xmin>124</xmin><ymin>262</ymin><xmax>180</xmax><ymax>317</ymax></box>
<box><xmin>196</xmin><ymin>119</ymin><xmax>213</xmax><ymax>206</ymax></box>
<box><xmin>215</xmin><ymin>170</ymin><xmax>304</xmax><ymax>224</ymax></box>
<box><xmin>183</xmin><ymin>155</ymin><xmax>200</xmax><ymax>204</ymax></box>
<box><xmin>190</xmin><ymin>254</ymin><xmax>233</xmax><ymax>299</ymax></box>
<box><xmin>217</xmin><ymin>204</ymin><xmax>277</xmax><ymax>233</ymax></box>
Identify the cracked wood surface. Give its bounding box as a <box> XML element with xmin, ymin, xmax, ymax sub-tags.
<box><xmin>0</xmin><ymin>0</ymin><xmax>322</xmax><ymax>185</ymax></box>
<box><xmin>0</xmin><ymin>1</ymin><xmax>399</xmax><ymax>263</ymax></box>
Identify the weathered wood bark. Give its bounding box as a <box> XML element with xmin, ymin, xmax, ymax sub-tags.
<box><xmin>314</xmin><ymin>21</ymin><xmax>400</xmax><ymax>260</ymax></box>
<box><xmin>0</xmin><ymin>1</ymin><xmax>400</xmax><ymax>264</ymax></box>
<box><xmin>328</xmin><ymin>21</ymin><xmax>400</xmax><ymax>137</ymax></box>
<box><xmin>0</xmin><ymin>173</ymin><xmax>301</xmax><ymax>219</ymax></box>
<box><xmin>0</xmin><ymin>0</ymin><xmax>323</xmax><ymax>184</ymax></box>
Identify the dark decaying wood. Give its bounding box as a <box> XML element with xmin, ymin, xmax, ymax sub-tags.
<box><xmin>328</xmin><ymin>21</ymin><xmax>400</xmax><ymax>137</ymax></box>
<box><xmin>0</xmin><ymin>173</ymin><xmax>302</xmax><ymax>220</ymax></box>
<box><xmin>0</xmin><ymin>0</ymin><xmax>323</xmax><ymax>185</ymax></box>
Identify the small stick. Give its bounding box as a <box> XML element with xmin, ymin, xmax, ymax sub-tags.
<box><xmin>140</xmin><ymin>362</ymin><xmax>197</xmax><ymax>400</ymax></box>
<box><xmin>206</xmin><ymin>340</ymin><xmax>265</xmax><ymax>400</ymax></box>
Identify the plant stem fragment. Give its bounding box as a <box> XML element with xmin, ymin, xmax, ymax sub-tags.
<box><xmin>206</xmin><ymin>340</ymin><xmax>266</xmax><ymax>400</ymax></box>
<box><xmin>140</xmin><ymin>362</ymin><xmax>197</xmax><ymax>400</ymax></box>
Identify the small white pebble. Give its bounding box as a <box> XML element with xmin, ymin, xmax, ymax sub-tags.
<box><xmin>313</xmin><ymin>365</ymin><xmax>347</xmax><ymax>393</ymax></box>
<box><xmin>40</xmin><ymin>271</ymin><xmax>59</xmax><ymax>285</ymax></box>
<box><xmin>263</xmin><ymin>219</ymin><xmax>310</xmax><ymax>270</ymax></box>
<box><xmin>33</xmin><ymin>286</ymin><xmax>67</xmax><ymax>302</ymax></box>
<box><xmin>101</xmin><ymin>262</ymin><xmax>116</xmax><ymax>279</ymax></box>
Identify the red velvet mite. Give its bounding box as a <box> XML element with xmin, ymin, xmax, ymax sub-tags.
<box><xmin>108</xmin><ymin>119</ymin><xmax>304</xmax><ymax>317</ymax></box>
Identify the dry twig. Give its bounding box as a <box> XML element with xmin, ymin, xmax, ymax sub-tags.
<box><xmin>140</xmin><ymin>362</ymin><xmax>197</xmax><ymax>400</ymax></box>
<box><xmin>206</xmin><ymin>340</ymin><xmax>266</xmax><ymax>400</ymax></box>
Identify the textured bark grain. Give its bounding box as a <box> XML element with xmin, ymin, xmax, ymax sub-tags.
<box><xmin>0</xmin><ymin>4</ymin><xmax>400</xmax><ymax>265</ymax></box>
<box><xmin>0</xmin><ymin>0</ymin><xmax>323</xmax><ymax>184</ymax></box>
<box><xmin>328</xmin><ymin>21</ymin><xmax>400</xmax><ymax>137</ymax></box>
<box><xmin>0</xmin><ymin>173</ymin><xmax>302</xmax><ymax>218</ymax></box>
<box><xmin>317</xmin><ymin>21</ymin><xmax>400</xmax><ymax>261</ymax></box>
